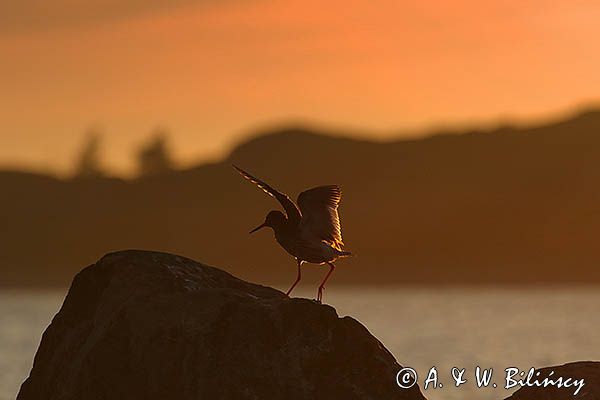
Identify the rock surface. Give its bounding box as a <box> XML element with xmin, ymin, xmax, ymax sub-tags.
<box><xmin>18</xmin><ymin>250</ymin><xmax>425</xmax><ymax>400</ymax></box>
<box><xmin>506</xmin><ymin>362</ymin><xmax>600</xmax><ymax>400</ymax></box>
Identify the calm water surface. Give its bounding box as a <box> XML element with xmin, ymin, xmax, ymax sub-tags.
<box><xmin>2</xmin><ymin>287</ymin><xmax>599</xmax><ymax>400</ymax></box>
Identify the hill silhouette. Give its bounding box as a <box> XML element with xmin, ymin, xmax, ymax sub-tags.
<box><xmin>3</xmin><ymin>109</ymin><xmax>600</xmax><ymax>287</ymax></box>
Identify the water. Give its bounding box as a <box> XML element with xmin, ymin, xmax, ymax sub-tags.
<box><xmin>2</xmin><ymin>287</ymin><xmax>599</xmax><ymax>400</ymax></box>
<box><xmin>0</xmin><ymin>291</ymin><xmax>63</xmax><ymax>400</ymax></box>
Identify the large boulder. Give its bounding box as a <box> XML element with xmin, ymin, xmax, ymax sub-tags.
<box><xmin>18</xmin><ymin>250</ymin><xmax>425</xmax><ymax>400</ymax></box>
<box><xmin>506</xmin><ymin>362</ymin><xmax>600</xmax><ymax>400</ymax></box>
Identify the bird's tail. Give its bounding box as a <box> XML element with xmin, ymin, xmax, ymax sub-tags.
<box><xmin>336</xmin><ymin>249</ymin><xmax>353</xmax><ymax>257</ymax></box>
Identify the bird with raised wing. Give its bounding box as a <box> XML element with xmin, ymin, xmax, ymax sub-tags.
<box><xmin>234</xmin><ymin>165</ymin><xmax>351</xmax><ymax>303</ymax></box>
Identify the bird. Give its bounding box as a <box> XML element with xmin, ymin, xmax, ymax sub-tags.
<box><xmin>234</xmin><ymin>165</ymin><xmax>351</xmax><ymax>303</ymax></box>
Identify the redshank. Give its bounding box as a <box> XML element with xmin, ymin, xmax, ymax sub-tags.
<box><xmin>234</xmin><ymin>165</ymin><xmax>351</xmax><ymax>303</ymax></box>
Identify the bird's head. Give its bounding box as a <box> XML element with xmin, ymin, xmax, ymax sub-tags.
<box><xmin>249</xmin><ymin>210</ymin><xmax>286</xmax><ymax>234</ymax></box>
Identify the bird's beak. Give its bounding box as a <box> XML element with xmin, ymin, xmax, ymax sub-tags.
<box><xmin>249</xmin><ymin>222</ymin><xmax>267</xmax><ymax>234</ymax></box>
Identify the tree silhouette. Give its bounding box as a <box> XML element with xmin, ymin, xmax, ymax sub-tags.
<box><xmin>137</xmin><ymin>129</ymin><xmax>174</xmax><ymax>176</ymax></box>
<box><xmin>73</xmin><ymin>129</ymin><xmax>106</xmax><ymax>179</ymax></box>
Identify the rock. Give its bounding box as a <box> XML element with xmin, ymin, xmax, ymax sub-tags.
<box><xmin>506</xmin><ymin>362</ymin><xmax>600</xmax><ymax>400</ymax></box>
<box><xmin>18</xmin><ymin>250</ymin><xmax>425</xmax><ymax>400</ymax></box>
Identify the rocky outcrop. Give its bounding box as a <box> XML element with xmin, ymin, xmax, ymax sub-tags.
<box><xmin>506</xmin><ymin>362</ymin><xmax>600</xmax><ymax>400</ymax></box>
<box><xmin>18</xmin><ymin>250</ymin><xmax>425</xmax><ymax>400</ymax></box>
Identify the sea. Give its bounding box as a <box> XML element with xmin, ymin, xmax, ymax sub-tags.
<box><xmin>2</xmin><ymin>287</ymin><xmax>599</xmax><ymax>400</ymax></box>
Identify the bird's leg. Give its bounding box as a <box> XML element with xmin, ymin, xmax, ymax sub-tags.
<box><xmin>285</xmin><ymin>259</ymin><xmax>302</xmax><ymax>297</ymax></box>
<box><xmin>316</xmin><ymin>262</ymin><xmax>335</xmax><ymax>304</ymax></box>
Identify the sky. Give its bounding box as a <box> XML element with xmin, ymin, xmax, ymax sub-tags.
<box><xmin>1</xmin><ymin>0</ymin><xmax>600</xmax><ymax>176</ymax></box>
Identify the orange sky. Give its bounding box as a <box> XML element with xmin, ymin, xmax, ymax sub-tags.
<box><xmin>1</xmin><ymin>0</ymin><xmax>599</xmax><ymax>175</ymax></box>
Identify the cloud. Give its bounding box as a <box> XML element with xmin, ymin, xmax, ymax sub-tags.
<box><xmin>0</xmin><ymin>0</ymin><xmax>213</xmax><ymax>34</ymax></box>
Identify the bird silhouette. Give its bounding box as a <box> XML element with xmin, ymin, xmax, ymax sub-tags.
<box><xmin>234</xmin><ymin>165</ymin><xmax>351</xmax><ymax>303</ymax></box>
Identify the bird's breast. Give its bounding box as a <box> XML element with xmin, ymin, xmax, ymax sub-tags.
<box><xmin>274</xmin><ymin>231</ymin><xmax>300</xmax><ymax>257</ymax></box>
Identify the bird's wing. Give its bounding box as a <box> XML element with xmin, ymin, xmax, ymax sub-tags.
<box><xmin>233</xmin><ymin>165</ymin><xmax>302</xmax><ymax>224</ymax></box>
<box><xmin>297</xmin><ymin>185</ymin><xmax>344</xmax><ymax>247</ymax></box>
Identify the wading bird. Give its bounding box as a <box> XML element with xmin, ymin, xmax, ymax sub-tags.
<box><xmin>234</xmin><ymin>165</ymin><xmax>351</xmax><ymax>303</ymax></box>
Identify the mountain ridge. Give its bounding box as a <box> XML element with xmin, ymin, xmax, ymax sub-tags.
<box><xmin>2</xmin><ymin>108</ymin><xmax>600</xmax><ymax>287</ymax></box>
